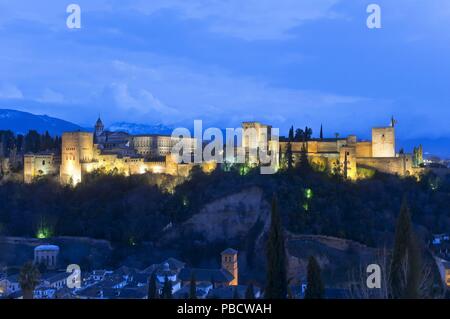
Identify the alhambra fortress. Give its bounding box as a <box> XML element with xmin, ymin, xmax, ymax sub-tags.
<box><xmin>23</xmin><ymin>117</ymin><xmax>424</xmax><ymax>184</ymax></box>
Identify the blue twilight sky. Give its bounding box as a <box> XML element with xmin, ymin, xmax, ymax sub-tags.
<box><xmin>0</xmin><ymin>0</ymin><xmax>449</xmax><ymax>144</ymax></box>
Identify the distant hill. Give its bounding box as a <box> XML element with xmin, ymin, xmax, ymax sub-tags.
<box><xmin>0</xmin><ymin>109</ymin><xmax>82</xmax><ymax>136</ymax></box>
<box><xmin>108</xmin><ymin>122</ymin><xmax>173</xmax><ymax>135</ymax></box>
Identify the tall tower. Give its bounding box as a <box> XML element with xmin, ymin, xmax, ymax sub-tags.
<box><xmin>60</xmin><ymin>132</ymin><xmax>94</xmax><ymax>185</ymax></box>
<box><xmin>94</xmin><ymin>117</ymin><xmax>104</xmax><ymax>142</ymax></box>
<box><xmin>340</xmin><ymin>146</ymin><xmax>357</xmax><ymax>180</ymax></box>
<box><xmin>241</xmin><ymin>122</ymin><xmax>272</xmax><ymax>165</ymax></box>
<box><xmin>221</xmin><ymin>248</ymin><xmax>238</xmax><ymax>286</ymax></box>
<box><xmin>372</xmin><ymin>127</ymin><xmax>395</xmax><ymax>158</ymax></box>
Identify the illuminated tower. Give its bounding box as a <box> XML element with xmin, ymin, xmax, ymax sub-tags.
<box><xmin>60</xmin><ymin>132</ymin><xmax>94</xmax><ymax>185</ymax></box>
<box><xmin>372</xmin><ymin>127</ymin><xmax>395</xmax><ymax>158</ymax></box>
<box><xmin>221</xmin><ymin>248</ymin><xmax>238</xmax><ymax>286</ymax></box>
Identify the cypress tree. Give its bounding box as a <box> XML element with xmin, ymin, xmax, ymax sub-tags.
<box><xmin>286</xmin><ymin>126</ymin><xmax>294</xmax><ymax>170</ymax></box>
<box><xmin>286</xmin><ymin>142</ymin><xmax>293</xmax><ymax>170</ymax></box>
<box><xmin>389</xmin><ymin>198</ymin><xmax>422</xmax><ymax>299</ymax></box>
<box><xmin>304</xmin><ymin>126</ymin><xmax>312</xmax><ymax>141</ymax></box>
<box><xmin>298</xmin><ymin>143</ymin><xmax>310</xmax><ymax>172</ymax></box>
<box><xmin>245</xmin><ymin>284</ymin><xmax>255</xmax><ymax>299</ymax></box>
<box><xmin>189</xmin><ymin>273</ymin><xmax>197</xmax><ymax>299</ymax></box>
<box><xmin>233</xmin><ymin>287</ymin><xmax>240</xmax><ymax>299</ymax></box>
<box><xmin>18</xmin><ymin>261</ymin><xmax>40</xmax><ymax>299</ymax></box>
<box><xmin>288</xmin><ymin>126</ymin><xmax>294</xmax><ymax>141</ymax></box>
<box><xmin>343</xmin><ymin>152</ymin><xmax>348</xmax><ymax>179</ymax></box>
<box><xmin>161</xmin><ymin>275</ymin><xmax>173</xmax><ymax>299</ymax></box>
<box><xmin>147</xmin><ymin>272</ymin><xmax>158</xmax><ymax>299</ymax></box>
<box><xmin>320</xmin><ymin>124</ymin><xmax>323</xmax><ymax>140</ymax></box>
<box><xmin>265</xmin><ymin>195</ymin><xmax>287</xmax><ymax>299</ymax></box>
<box><xmin>304</xmin><ymin>256</ymin><xmax>325</xmax><ymax>299</ymax></box>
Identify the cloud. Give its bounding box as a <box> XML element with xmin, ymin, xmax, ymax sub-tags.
<box><xmin>109</xmin><ymin>82</ymin><xmax>180</xmax><ymax>116</ymax></box>
<box><xmin>37</xmin><ymin>88</ymin><xmax>65</xmax><ymax>104</ymax></box>
<box><xmin>108</xmin><ymin>59</ymin><xmax>369</xmax><ymax>131</ymax></box>
<box><xmin>0</xmin><ymin>84</ymin><xmax>23</xmax><ymax>99</ymax></box>
<box><xmin>131</xmin><ymin>0</ymin><xmax>341</xmax><ymax>40</ymax></box>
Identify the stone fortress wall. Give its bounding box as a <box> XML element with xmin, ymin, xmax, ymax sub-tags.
<box><xmin>24</xmin><ymin>117</ymin><xmax>214</xmax><ymax>185</ymax></box>
<box><xmin>24</xmin><ymin>117</ymin><xmax>423</xmax><ymax>184</ymax></box>
<box><xmin>273</xmin><ymin>120</ymin><xmax>420</xmax><ymax>179</ymax></box>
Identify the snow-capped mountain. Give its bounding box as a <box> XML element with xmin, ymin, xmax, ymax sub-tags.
<box><xmin>108</xmin><ymin>122</ymin><xmax>174</xmax><ymax>135</ymax></box>
<box><xmin>0</xmin><ymin>109</ymin><xmax>82</xmax><ymax>135</ymax></box>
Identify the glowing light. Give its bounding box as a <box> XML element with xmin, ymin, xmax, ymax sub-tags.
<box><xmin>36</xmin><ymin>227</ymin><xmax>52</xmax><ymax>239</ymax></box>
<box><xmin>240</xmin><ymin>165</ymin><xmax>251</xmax><ymax>176</ymax></box>
<box><xmin>303</xmin><ymin>203</ymin><xmax>309</xmax><ymax>211</ymax></box>
<box><xmin>304</xmin><ymin>188</ymin><xmax>313</xmax><ymax>199</ymax></box>
<box><xmin>152</xmin><ymin>165</ymin><xmax>164</xmax><ymax>174</ymax></box>
<box><xmin>139</xmin><ymin>165</ymin><xmax>147</xmax><ymax>174</ymax></box>
<box><xmin>182</xmin><ymin>196</ymin><xmax>189</xmax><ymax>207</ymax></box>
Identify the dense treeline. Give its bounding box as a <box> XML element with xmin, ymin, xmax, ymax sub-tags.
<box><xmin>0</xmin><ymin>130</ymin><xmax>61</xmax><ymax>156</ymax></box>
<box><xmin>0</xmin><ymin>163</ymin><xmax>448</xmax><ymax>248</ymax></box>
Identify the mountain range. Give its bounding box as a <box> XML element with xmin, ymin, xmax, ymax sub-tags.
<box><xmin>0</xmin><ymin>109</ymin><xmax>82</xmax><ymax>136</ymax></box>
<box><xmin>107</xmin><ymin>122</ymin><xmax>173</xmax><ymax>135</ymax></box>
<box><xmin>0</xmin><ymin>109</ymin><xmax>173</xmax><ymax>136</ymax></box>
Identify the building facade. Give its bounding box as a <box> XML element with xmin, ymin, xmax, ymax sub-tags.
<box><xmin>23</xmin><ymin>153</ymin><xmax>59</xmax><ymax>183</ymax></box>
<box><xmin>273</xmin><ymin>120</ymin><xmax>417</xmax><ymax>179</ymax></box>
<box><xmin>24</xmin><ymin>118</ymin><xmax>422</xmax><ymax>184</ymax></box>
<box><xmin>34</xmin><ymin>245</ymin><xmax>60</xmax><ymax>270</ymax></box>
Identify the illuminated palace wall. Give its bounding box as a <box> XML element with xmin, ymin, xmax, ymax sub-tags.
<box><xmin>23</xmin><ymin>153</ymin><xmax>59</xmax><ymax>183</ymax></box>
<box><xmin>24</xmin><ymin>119</ymin><xmax>421</xmax><ymax>184</ymax></box>
<box><xmin>57</xmin><ymin>131</ymin><xmax>215</xmax><ymax>185</ymax></box>
<box><xmin>24</xmin><ymin>125</ymin><xmax>215</xmax><ymax>185</ymax></box>
<box><xmin>272</xmin><ymin>121</ymin><xmax>419</xmax><ymax>179</ymax></box>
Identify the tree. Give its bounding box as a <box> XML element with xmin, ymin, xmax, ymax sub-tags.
<box><xmin>161</xmin><ymin>275</ymin><xmax>173</xmax><ymax>299</ymax></box>
<box><xmin>19</xmin><ymin>261</ymin><xmax>40</xmax><ymax>299</ymax></box>
<box><xmin>189</xmin><ymin>273</ymin><xmax>197</xmax><ymax>299</ymax></box>
<box><xmin>320</xmin><ymin>124</ymin><xmax>323</xmax><ymax>140</ymax></box>
<box><xmin>304</xmin><ymin>256</ymin><xmax>325</xmax><ymax>299</ymax></box>
<box><xmin>147</xmin><ymin>271</ymin><xmax>158</xmax><ymax>299</ymax></box>
<box><xmin>245</xmin><ymin>284</ymin><xmax>255</xmax><ymax>299</ymax></box>
<box><xmin>41</xmin><ymin>131</ymin><xmax>53</xmax><ymax>151</ymax></box>
<box><xmin>24</xmin><ymin>130</ymin><xmax>41</xmax><ymax>153</ymax></box>
<box><xmin>389</xmin><ymin>199</ymin><xmax>422</xmax><ymax>299</ymax></box>
<box><xmin>288</xmin><ymin>126</ymin><xmax>294</xmax><ymax>141</ymax></box>
<box><xmin>286</xmin><ymin>126</ymin><xmax>294</xmax><ymax>170</ymax></box>
<box><xmin>265</xmin><ymin>195</ymin><xmax>287</xmax><ymax>299</ymax></box>
<box><xmin>303</xmin><ymin>126</ymin><xmax>312</xmax><ymax>141</ymax></box>
<box><xmin>298</xmin><ymin>143</ymin><xmax>310</xmax><ymax>172</ymax></box>
<box><xmin>233</xmin><ymin>287</ymin><xmax>240</xmax><ymax>299</ymax></box>
<box><xmin>286</xmin><ymin>142</ymin><xmax>293</xmax><ymax>170</ymax></box>
<box><xmin>343</xmin><ymin>152</ymin><xmax>348</xmax><ymax>179</ymax></box>
<box><xmin>294</xmin><ymin>128</ymin><xmax>304</xmax><ymax>141</ymax></box>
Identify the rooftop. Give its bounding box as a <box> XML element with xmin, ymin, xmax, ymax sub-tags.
<box><xmin>178</xmin><ymin>268</ymin><xmax>233</xmax><ymax>283</ymax></box>
<box><xmin>34</xmin><ymin>244</ymin><xmax>60</xmax><ymax>251</ymax></box>
<box><xmin>221</xmin><ymin>248</ymin><xmax>238</xmax><ymax>255</ymax></box>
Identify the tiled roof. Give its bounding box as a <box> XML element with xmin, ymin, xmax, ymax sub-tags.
<box><xmin>221</xmin><ymin>248</ymin><xmax>238</xmax><ymax>255</ymax></box>
<box><xmin>41</xmin><ymin>272</ymin><xmax>69</xmax><ymax>283</ymax></box>
<box><xmin>164</xmin><ymin>257</ymin><xmax>186</xmax><ymax>270</ymax></box>
<box><xmin>34</xmin><ymin>245</ymin><xmax>60</xmax><ymax>251</ymax></box>
<box><xmin>178</xmin><ymin>268</ymin><xmax>233</xmax><ymax>283</ymax></box>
